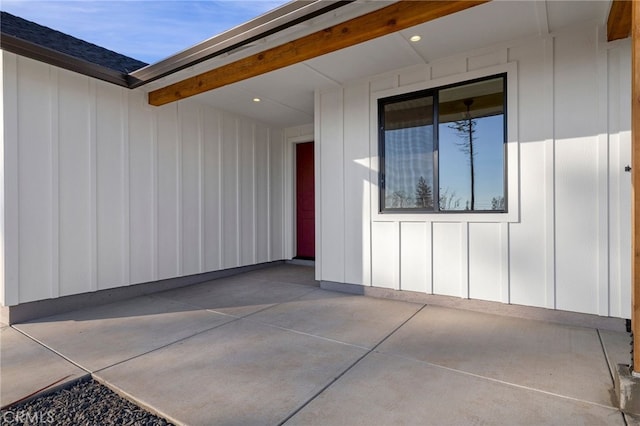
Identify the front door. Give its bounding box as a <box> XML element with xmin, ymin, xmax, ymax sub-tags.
<box><xmin>296</xmin><ymin>142</ymin><xmax>315</xmax><ymax>259</ymax></box>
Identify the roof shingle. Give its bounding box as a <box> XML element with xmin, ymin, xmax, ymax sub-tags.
<box><xmin>1</xmin><ymin>11</ymin><xmax>147</xmax><ymax>73</ymax></box>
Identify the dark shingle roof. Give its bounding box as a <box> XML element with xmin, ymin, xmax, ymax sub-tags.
<box><xmin>0</xmin><ymin>11</ymin><xmax>147</xmax><ymax>73</ymax></box>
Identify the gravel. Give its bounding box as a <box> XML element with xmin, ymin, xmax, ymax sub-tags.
<box><xmin>0</xmin><ymin>378</ymin><xmax>174</xmax><ymax>425</ymax></box>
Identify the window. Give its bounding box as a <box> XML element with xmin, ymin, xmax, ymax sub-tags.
<box><xmin>379</xmin><ymin>74</ymin><xmax>506</xmax><ymax>213</ymax></box>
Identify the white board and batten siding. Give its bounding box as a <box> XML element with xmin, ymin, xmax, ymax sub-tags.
<box><xmin>315</xmin><ymin>23</ymin><xmax>632</xmax><ymax>318</ymax></box>
<box><xmin>0</xmin><ymin>51</ymin><xmax>286</xmax><ymax>306</ymax></box>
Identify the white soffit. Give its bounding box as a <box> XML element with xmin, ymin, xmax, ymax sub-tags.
<box><xmin>546</xmin><ymin>0</ymin><xmax>610</xmax><ymax>32</ymax></box>
<box><xmin>164</xmin><ymin>0</ymin><xmax>610</xmax><ymax>129</ymax></box>
<box><xmin>191</xmin><ymin>62</ymin><xmax>332</xmax><ymax>128</ymax></box>
<box><xmin>399</xmin><ymin>1</ymin><xmax>540</xmax><ymax>63</ymax></box>
<box><xmin>192</xmin><ymin>75</ymin><xmax>314</xmax><ymax>128</ymax></box>
<box><xmin>304</xmin><ymin>31</ymin><xmax>422</xmax><ymax>83</ymax></box>
<box><xmin>213</xmin><ymin>63</ymin><xmax>327</xmax><ymax>111</ymax></box>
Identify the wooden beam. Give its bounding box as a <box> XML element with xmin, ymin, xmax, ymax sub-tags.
<box><xmin>632</xmin><ymin>0</ymin><xmax>640</xmax><ymax>373</ymax></box>
<box><xmin>608</xmin><ymin>0</ymin><xmax>632</xmax><ymax>42</ymax></box>
<box><xmin>149</xmin><ymin>0</ymin><xmax>489</xmax><ymax>106</ymax></box>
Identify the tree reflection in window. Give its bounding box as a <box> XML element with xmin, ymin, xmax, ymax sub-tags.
<box><xmin>439</xmin><ymin>77</ymin><xmax>505</xmax><ymax>211</ymax></box>
<box><xmin>382</xmin><ymin>95</ymin><xmax>434</xmax><ymax>210</ymax></box>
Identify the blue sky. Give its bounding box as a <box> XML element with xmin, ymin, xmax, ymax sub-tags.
<box><xmin>1</xmin><ymin>0</ymin><xmax>289</xmax><ymax>64</ymax></box>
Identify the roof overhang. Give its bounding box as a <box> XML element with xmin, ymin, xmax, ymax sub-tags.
<box><xmin>0</xmin><ymin>32</ymin><xmax>131</xmax><ymax>87</ymax></box>
<box><xmin>0</xmin><ymin>0</ymin><xmax>354</xmax><ymax>90</ymax></box>
<box><xmin>1</xmin><ymin>0</ymin><xmax>630</xmax><ymax>126</ymax></box>
<box><xmin>147</xmin><ymin>0</ymin><xmax>490</xmax><ymax>107</ymax></box>
<box><xmin>128</xmin><ymin>0</ymin><xmax>352</xmax><ymax>88</ymax></box>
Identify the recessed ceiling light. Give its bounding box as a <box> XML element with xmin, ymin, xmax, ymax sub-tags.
<box><xmin>253</xmin><ymin>97</ymin><xmax>261</xmax><ymax>102</ymax></box>
<box><xmin>409</xmin><ymin>35</ymin><xmax>421</xmax><ymax>42</ymax></box>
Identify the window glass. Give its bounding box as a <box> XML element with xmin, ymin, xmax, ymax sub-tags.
<box><xmin>379</xmin><ymin>74</ymin><xmax>506</xmax><ymax>213</ymax></box>
<box><xmin>438</xmin><ymin>77</ymin><xmax>505</xmax><ymax>211</ymax></box>
<box><xmin>382</xmin><ymin>96</ymin><xmax>434</xmax><ymax>210</ymax></box>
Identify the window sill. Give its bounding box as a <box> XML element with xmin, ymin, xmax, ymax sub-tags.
<box><xmin>372</xmin><ymin>210</ymin><xmax>518</xmax><ymax>223</ymax></box>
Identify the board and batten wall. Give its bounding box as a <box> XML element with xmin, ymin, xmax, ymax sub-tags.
<box><xmin>0</xmin><ymin>51</ymin><xmax>286</xmax><ymax>307</ymax></box>
<box><xmin>315</xmin><ymin>22</ymin><xmax>632</xmax><ymax>318</ymax></box>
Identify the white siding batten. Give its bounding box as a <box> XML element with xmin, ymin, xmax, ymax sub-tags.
<box><xmin>318</xmin><ymin>88</ymin><xmax>345</xmax><ymax>283</ymax></box>
<box><xmin>2</xmin><ymin>52</ymin><xmax>19</xmax><ymax>306</ymax></box>
<box><xmin>18</xmin><ymin>56</ymin><xmax>54</xmax><ymax>302</ymax></box>
<box><xmin>49</xmin><ymin>65</ymin><xmax>59</xmax><ymax>299</ymax></box>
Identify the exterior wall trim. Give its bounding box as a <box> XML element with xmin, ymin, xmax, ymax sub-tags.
<box><xmin>320</xmin><ymin>280</ymin><xmax>627</xmax><ymax>332</ymax></box>
<box><xmin>1</xmin><ymin>260</ymin><xmax>284</xmax><ymax>325</ymax></box>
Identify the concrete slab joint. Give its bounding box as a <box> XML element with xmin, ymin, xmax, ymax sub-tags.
<box><xmin>2</xmin><ymin>265</ymin><xmax>635</xmax><ymax>424</ymax></box>
<box><xmin>615</xmin><ymin>364</ymin><xmax>640</xmax><ymax>416</ymax></box>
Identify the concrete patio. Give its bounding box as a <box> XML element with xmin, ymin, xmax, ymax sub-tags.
<box><xmin>1</xmin><ymin>263</ymin><xmax>636</xmax><ymax>425</ymax></box>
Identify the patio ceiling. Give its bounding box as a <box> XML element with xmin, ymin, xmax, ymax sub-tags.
<box><xmin>147</xmin><ymin>0</ymin><xmax>489</xmax><ymax>106</ymax></box>
<box><xmin>143</xmin><ymin>1</ymin><xmax>612</xmax><ymax>129</ymax></box>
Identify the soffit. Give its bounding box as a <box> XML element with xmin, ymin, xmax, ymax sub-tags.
<box><xmin>546</xmin><ymin>0</ymin><xmax>610</xmax><ymax>33</ymax></box>
<box><xmin>150</xmin><ymin>1</ymin><xmax>610</xmax><ymax>129</ymax></box>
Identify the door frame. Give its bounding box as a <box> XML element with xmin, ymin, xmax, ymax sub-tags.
<box><xmin>284</xmin><ymin>127</ymin><xmax>318</xmax><ymax>271</ymax></box>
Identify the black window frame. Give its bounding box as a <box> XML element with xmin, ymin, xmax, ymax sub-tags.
<box><xmin>378</xmin><ymin>73</ymin><xmax>508</xmax><ymax>214</ymax></box>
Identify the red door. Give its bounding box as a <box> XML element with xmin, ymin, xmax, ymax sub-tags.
<box><xmin>296</xmin><ymin>142</ymin><xmax>315</xmax><ymax>259</ymax></box>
